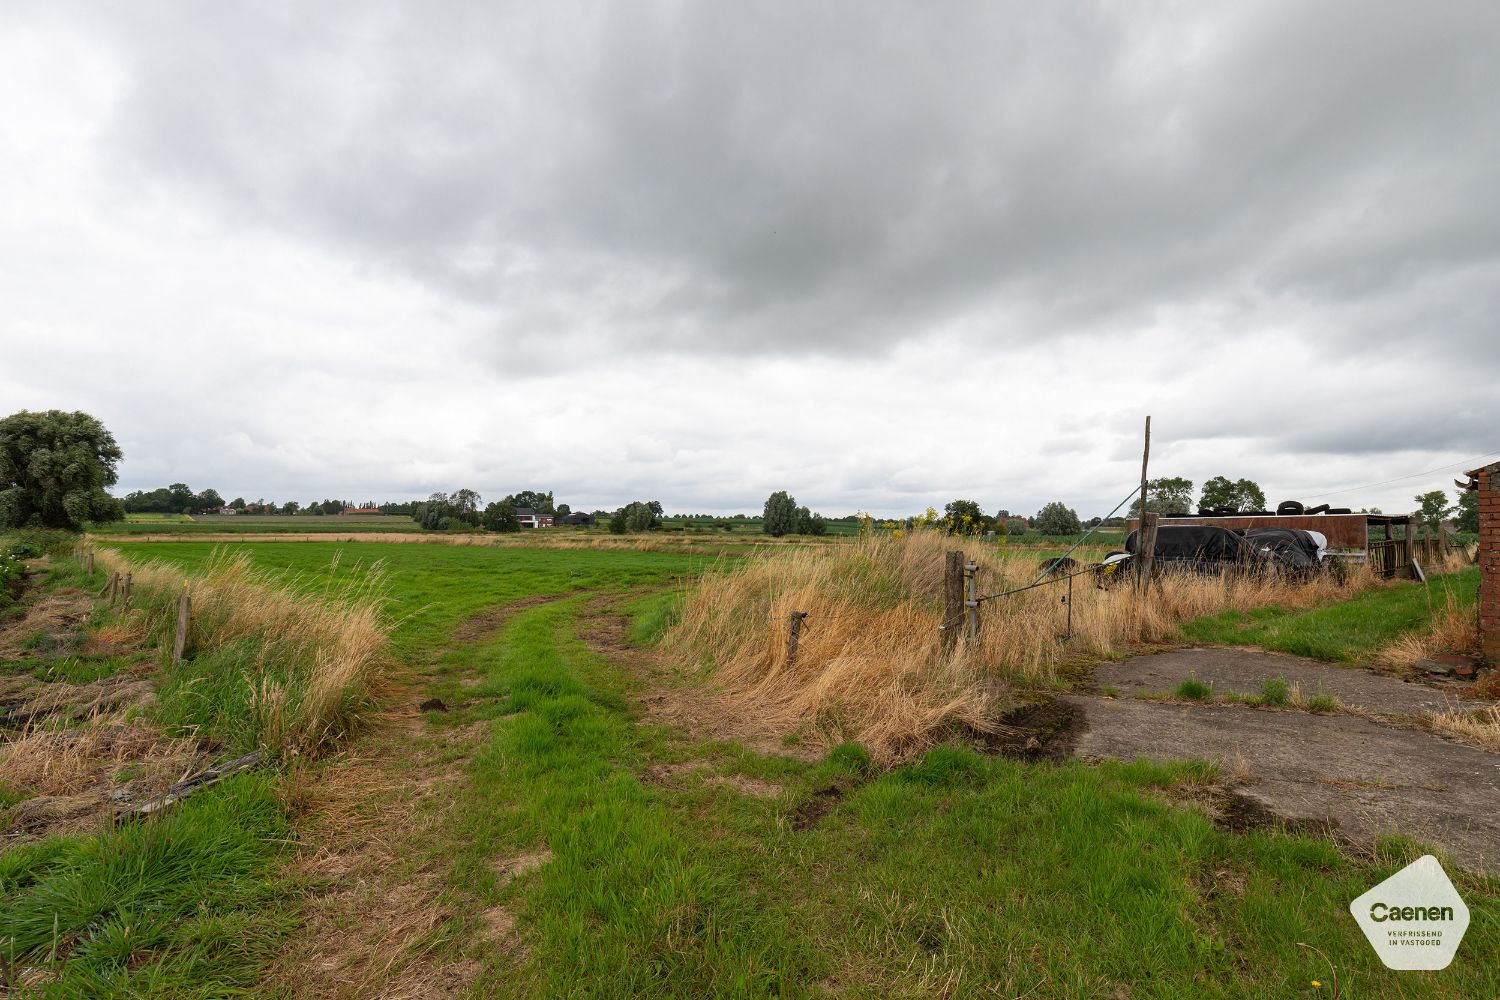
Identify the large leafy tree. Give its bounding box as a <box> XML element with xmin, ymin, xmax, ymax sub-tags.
<box><xmin>943</xmin><ymin>499</ymin><xmax>991</xmax><ymax>534</ymax></box>
<box><xmin>1129</xmin><ymin>477</ymin><xmax>1194</xmax><ymax>517</ymax></box>
<box><xmin>482</xmin><ymin>499</ymin><xmax>519</xmax><ymax>532</ymax></box>
<box><xmin>609</xmin><ymin>500</ymin><xmax>659</xmax><ymax>533</ymax></box>
<box><xmin>762</xmin><ymin>491</ymin><xmax>800</xmax><ymax>536</ymax></box>
<box><xmin>451</xmin><ymin>488</ymin><xmax>482</xmax><ymax>526</ymax></box>
<box><xmin>0</xmin><ymin>410</ymin><xmax>124</xmax><ymax>531</ymax></box>
<box><xmin>1198</xmin><ymin>476</ymin><xmax>1266</xmax><ymax>512</ymax></box>
<box><xmin>1413</xmin><ymin>490</ymin><xmax>1453</xmax><ymax>531</ymax></box>
<box><xmin>1034</xmin><ymin>501</ymin><xmax>1082</xmax><ymax>535</ymax></box>
<box><xmin>1456</xmin><ymin>489</ymin><xmax>1478</xmax><ymax>533</ymax></box>
<box><xmin>413</xmin><ymin>492</ymin><xmax>451</xmax><ymax>530</ymax></box>
<box><xmin>508</xmin><ymin>490</ymin><xmax>555</xmax><ymax>514</ymax></box>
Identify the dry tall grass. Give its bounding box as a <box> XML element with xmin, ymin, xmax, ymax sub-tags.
<box><xmin>95</xmin><ymin>548</ymin><xmax>391</xmax><ymax>759</ymax></box>
<box><xmin>664</xmin><ymin>530</ymin><xmax>1384</xmax><ymax>761</ymax></box>
<box><xmin>1425</xmin><ymin>705</ymin><xmax>1500</xmax><ymax>753</ymax></box>
<box><xmin>1374</xmin><ymin>586</ymin><xmax>1479</xmax><ymax>671</ymax></box>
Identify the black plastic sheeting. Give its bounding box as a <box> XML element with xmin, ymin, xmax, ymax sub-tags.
<box><xmin>1124</xmin><ymin>525</ymin><xmax>1263</xmax><ymax>565</ymax></box>
<box><xmin>1244</xmin><ymin>528</ymin><xmax>1321</xmax><ymax>571</ymax></box>
<box><xmin>1119</xmin><ymin>524</ymin><xmax>1324</xmax><ymax>576</ymax></box>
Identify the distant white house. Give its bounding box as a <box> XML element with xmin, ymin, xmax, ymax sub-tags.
<box><xmin>514</xmin><ymin>507</ymin><xmax>554</xmax><ymax>529</ymax></box>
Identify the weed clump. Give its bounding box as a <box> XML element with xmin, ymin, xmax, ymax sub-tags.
<box><xmin>1305</xmin><ymin>693</ymin><xmax>1338</xmax><ymax>714</ymax></box>
<box><xmin>1173</xmin><ymin>678</ymin><xmax>1213</xmax><ymax>701</ymax></box>
<box><xmin>1258</xmin><ymin>677</ymin><xmax>1290</xmax><ymax>707</ymax></box>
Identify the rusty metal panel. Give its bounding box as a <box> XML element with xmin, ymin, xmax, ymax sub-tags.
<box><xmin>1128</xmin><ymin>514</ymin><xmax>1371</xmax><ymax>552</ymax></box>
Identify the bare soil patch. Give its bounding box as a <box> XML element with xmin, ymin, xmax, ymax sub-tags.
<box><xmin>494</xmin><ymin>847</ymin><xmax>552</xmax><ymax>885</ymax></box>
<box><xmin>706</xmin><ymin>774</ymin><xmax>783</xmax><ymax>798</ymax></box>
<box><xmin>640</xmin><ymin>760</ymin><xmax>784</xmax><ymax>798</ymax></box>
<box><xmin>451</xmin><ymin>594</ymin><xmax>563</xmax><ymax>643</ymax></box>
<box><xmin>1094</xmin><ymin>647</ymin><xmax>1477</xmax><ymax>717</ymax></box>
<box><xmin>790</xmin><ymin>779</ymin><xmax>852</xmax><ymax>831</ymax></box>
<box><xmin>1066</xmin><ymin>694</ymin><xmax>1500</xmax><ymax>871</ymax></box>
<box><xmin>966</xmin><ymin>697</ymin><xmax>1086</xmax><ymax>762</ymax></box>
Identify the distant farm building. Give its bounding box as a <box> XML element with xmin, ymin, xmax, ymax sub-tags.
<box><xmin>515</xmin><ymin>508</ymin><xmax>554</xmax><ymax>529</ymax></box>
<box><xmin>558</xmin><ymin>513</ymin><xmax>595</xmax><ymax>526</ymax></box>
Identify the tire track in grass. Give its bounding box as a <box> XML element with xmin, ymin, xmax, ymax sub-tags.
<box><xmin>264</xmin><ymin>593</ymin><xmax>577</xmax><ymax>999</ymax></box>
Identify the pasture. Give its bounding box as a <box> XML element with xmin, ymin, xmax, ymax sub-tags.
<box><xmin>97</xmin><ymin>514</ymin><xmax>428</xmax><ymax>534</ymax></box>
<box><xmin>3</xmin><ymin>535</ymin><xmax>1495</xmax><ymax>997</ymax></box>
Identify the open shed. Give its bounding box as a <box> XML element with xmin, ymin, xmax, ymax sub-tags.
<box><xmin>1128</xmin><ymin>511</ymin><xmax>1419</xmax><ymax>576</ymax></box>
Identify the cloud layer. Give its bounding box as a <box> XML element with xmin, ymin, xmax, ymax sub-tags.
<box><xmin>4</xmin><ymin>1</ymin><xmax>1497</xmax><ymax>516</ymax></box>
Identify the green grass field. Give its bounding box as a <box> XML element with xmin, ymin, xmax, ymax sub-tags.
<box><xmin>8</xmin><ymin>539</ymin><xmax>1477</xmax><ymax>996</ymax></box>
<box><xmin>95</xmin><ymin>514</ymin><xmax>427</xmax><ymax>534</ymax></box>
<box><xmin>1182</xmin><ymin>567</ymin><xmax>1480</xmax><ymax>661</ymax></box>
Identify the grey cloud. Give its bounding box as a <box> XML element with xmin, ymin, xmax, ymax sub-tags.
<box><xmin>52</xmin><ymin>0</ymin><xmax>1495</xmax><ymax>368</ymax></box>
<box><xmin>5</xmin><ymin>1</ymin><xmax>1498</xmax><ymax>519</ymax></box>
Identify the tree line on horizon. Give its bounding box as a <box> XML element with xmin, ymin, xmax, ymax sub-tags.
<box><xmin>1</xmin><ymin>410</ymin><xmax>1481</xmax><ymax>537</ymax></box>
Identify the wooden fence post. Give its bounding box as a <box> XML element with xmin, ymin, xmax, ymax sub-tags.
<box><xmin>943</xmin><ymin>551</ymin><xmax>964</xmax><ymax>652</ymax></box>
<box><xmin>786</xmin><ymin>611</ymin><xmax>807</xmax><ymax>668</ymax></box>
<box><xmin>85</xmin><ymin>551</ymin><xmax>94</xmax><ymax>575</ymax></box>
<box><xmin>963</xmin><ymin>560</ymin><xmax>979</xmax><ymax>645</ymax></box>
<box><xmin>1404</xmin><ymin>516</ymin><xmax>1417</xmax><ymax>578</ymax></box>
<box><xmin>107</xmin><ymin>571</ymin><xmax>120</xmax><ymax>604</ymax></box>
<box><xmin>172</xmin><ymin>594</ymin><xmax>191</xmax><ymax>662</ymax></box>
<box><xmin>121</xmin><ymin>572</ymin><xmax>133</xmax><ymax>611</ymax></box>
<box><xmin>1138</xmin><ymin>513</ymin><xmax>1160</xmax><ymax>589</ymax></box>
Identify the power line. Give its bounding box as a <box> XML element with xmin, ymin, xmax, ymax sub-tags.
<box><xmin>1283</xmin><ymin>450</ymin><xmax>1500</xmax><ymax>501</ymax></box>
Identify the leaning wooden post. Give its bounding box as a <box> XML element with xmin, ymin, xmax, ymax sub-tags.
<box><xmin>1138</xmin><ymin>513</ymin><xmax>1161</xmax><ymax>589</ymax></box>
<box><xmin>1135</xmin><ymin>415</ymin><xmax>1151</xmax><ymax>590</ymax></box>
<box><xmin>786</xmin><ymin>611</ymin><xmax>807</xmax><ymax>668</ymax></box>
<box><xmin>963</xmin><ymin>560</ymin><xmax>979</xmax><ymax>645</ymax></box>
<box><xmin>172</xmin><ymin>593</ymin><xmax>191</xmax><ymax>662</ymax></box>
<box><xmin>943</xmin><ymin>550</ymin><xmax>964</xmax><ymax>652</ymax></box>
<box><xmin>107</xmin><ymin>571</ymin><xmax>120</xmax><ymax>604</ymax></box>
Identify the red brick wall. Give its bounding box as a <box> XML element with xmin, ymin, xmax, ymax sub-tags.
<box><xmin>1479</xmin><ymin>462</ymin><xmax>1500</xmax><ymax>664</ymax></box>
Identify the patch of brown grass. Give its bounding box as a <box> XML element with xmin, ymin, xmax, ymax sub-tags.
<box><xmin>1374</xmin><ymin>586</ymin><xmax>1479</xmax><ymax>672</ymax></box>
<box><xmin>266</xmin><ymin>709</ymin><xmax>498</xmax><ymax>999</ymax></box>
<box><xmin>5</xmin><ymin>714</ymin><xmax>200</xmax><ymax>788</ymax></box>
<box><xmin>664</xmin><ymin>530</ymin><xmax>1380</xmax><ymax>762</ymax></box>
<box><xmin>0</xmin><ymin>590</ymin><xmax>91</xmax><ymax>659</ymax></box>
<box><xmin>1423</xmin><ymin>705</ymin><xmax>1500</xmax><ymax>753</ymax></box>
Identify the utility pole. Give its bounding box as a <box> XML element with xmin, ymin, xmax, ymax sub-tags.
<box><xmin>1136</xmin><ymin>415</ymin><xmax>1151</xmax><ymax>590</ymax></box>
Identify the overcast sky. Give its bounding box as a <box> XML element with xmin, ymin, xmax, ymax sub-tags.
<box><xmin>4</xmin><ymin>2</ymin><xmax>1497</xmax><ymax>517</ymax></box>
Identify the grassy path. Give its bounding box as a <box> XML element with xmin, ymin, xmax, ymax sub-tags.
<box><xmin>329</xmin><ymin>590</ymin><xmax>1498</xmax><ymax>999</ymax></box>
<box><xmin>67</xmin><ymin>542</ymin><xmax>1496</xmax><ymax>997</ymax></box>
